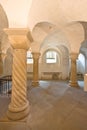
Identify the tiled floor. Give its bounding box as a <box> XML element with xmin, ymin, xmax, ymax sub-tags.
<box><xmin>0</xmin><ymin>80</ymin><xmax>87</xmax><ymax>130</ymax></box>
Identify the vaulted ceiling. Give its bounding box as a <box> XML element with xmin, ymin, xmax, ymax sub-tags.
<box><xmin>0</xmin><ymin>0</ymin><xmax>87</xmax><ymax>54</ymax></box>
<box><xmin>1</xmin><ymin>0</ymin><xmax>87</xmax><ymax>29</ymax></box>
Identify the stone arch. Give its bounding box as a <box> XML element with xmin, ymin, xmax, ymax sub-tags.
<box><xmin>39</xmin><ymin>44</ymin><xmax>70</xmax><ymax>80</ymax></box>
<box><xmin>40</xmin><ymin>29</ymin><xmax>71</xmax><ymax>53</ymax></box>
<box><xmin>32</xmin><ymin>21</ymin><xmax>84</xmax><ymax>55</ymax></box>
<box><xmin>32</xmin><ymin>21</ymin><xmax>85</xmax><ymax>81</ymax></box>
<box><xmin>28</xmin><ymin>0</ymin><xmax>87</xmax><ymax>30</ymax></box>
<box><xmin>79</xmin><ymin>22</ymin><xmax>87</xmax><ymax>39</ymax></box>
<box><xmin>31</xmin><ymin>21</ymin><xmax>57</xmax><ymax>52</ymax></box>
<box><xmin>61</xmin><ymin>21</ymin><xmax>84</xmax><ymax>53</ymax></box>
<box><xmin>0</xmin><ymin>4</ymin><xmax>8</xmax><ymax>75</ymax></box>
<box><xmin>32</xmin><ymin>22</ymin><xmax>56</xmax><ymax>33</ymax></box>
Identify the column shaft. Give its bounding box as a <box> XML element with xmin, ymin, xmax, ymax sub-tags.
<box><xmin>32</xmin><ymin>52</ymin><xmax>40</xmax><ymax>87</ymax></box>
<box><xmin>84</xmin><ymin>74</ymin><xmax>87</xmax><ymax>91</ymax></box>
<box><xmin>69</xmin><ymin>53</ymin><xmax>79</xmax><ymax>88</ymax></box>
<box><xmin>0</xmin><ymin>52</ymin><xmax>3</xmax><ymax>75</ymax></box>
<box><xmin>10</xmin><ymin>49</ymin><xmax>28</xmax><ymax>110</ymax></box>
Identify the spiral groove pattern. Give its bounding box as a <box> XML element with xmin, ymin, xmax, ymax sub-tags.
<box><xmin>10</xmin><ymin>49</ymin><xmax>28</xmax><ymax>111</ymax></box>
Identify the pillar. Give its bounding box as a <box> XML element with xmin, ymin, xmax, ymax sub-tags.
<box><xmin>32</xmin><ymin>52</ymin><xmax>40</xmax><ymax>87</ymax></box>
<box><xmin>84</xmin><ymin>74</ymin><xmax>87</xmax><ymax>91</ymax></box>
<box><xmin>4</xmin><ymin>28</ymin><xmax>32</xmax><ymax>120</ymax></box>
<box><xmin>0</xmin><ymin>51</ymin><xmax>3</xmax><ymax>75</ymax></box>
<box><xmin>69</xmin><ymin>53</ymin><xmax>79</xmax><ymax>88</ymax></box>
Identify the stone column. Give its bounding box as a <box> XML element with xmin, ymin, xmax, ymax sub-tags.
<box><xmin>4</xmin><ymin>28</ymin><xmax>32</xmax><ymax>120</ymax></box>
<box><xmin>0</xmin><ymin>51</ymin><xmax>3</xmax><ymax>75</ymax></box>
<box><xmin>32</xmin><ymin>52</ymin><xmax>40</xmax><ymax>87</ymax></box>
<box><xmin>69</xmin><ymin>53</ymin><xmax>79</xmax><ymax>88</ymax></box>
<box><xmin>84</xmin><ymin>74</ymin><xmax>87</xmax><ymax>91</ymax></box>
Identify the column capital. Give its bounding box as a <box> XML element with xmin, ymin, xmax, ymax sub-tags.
<box><xmin>70</xmin><ymin>53</ymin><xmax>78</xmax><ymax>61</ymax></box>
<box><xmin>4</xmin><ymin>28</ymin><xmax>33</xmax><ymax>50</ymax></box>
<box><xmin>32</xmin><ymin>52</ymin><xmax>41</xmax><ymax>59</ymax></box>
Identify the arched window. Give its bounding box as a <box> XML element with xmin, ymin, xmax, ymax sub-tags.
<box><xmin>46</xmin><ymin>51</ymin><xmax>57</xmax><ymax>63</ymax></box>
<box><xmin>27</xmin><ymin>49</ymin><xmax>33</xmax><ymax>64</ymax></box>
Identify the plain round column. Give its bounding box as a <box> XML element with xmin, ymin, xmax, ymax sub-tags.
<box><xmin>69</xmin><ymin>53</ymin><xmax>79</xmax><ymax>88</ymax></box>
<box><xmin>32</xmin><ymin>52</ymin><xmax>40</xmax><ymax>87</ymax></box>
<box><xmin>0</xmin><ymin>44</ymin><xmax>3</xmax><ymax>75</ymax></box>
<box><xmin>0</xmin><ymin>51</ymin><xmax>3</xmax><ymax>75</ymax></box>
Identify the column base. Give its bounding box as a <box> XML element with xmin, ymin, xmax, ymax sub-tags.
<box><xmin>7</xmin><ymin>101</ymin><xmax>30</xmax><ymax>121</ymax></box>
<box><xmin>32</xmin><ymin>81</ymin><xmax>39</xmax><ymax>87</ymax></box>
<box><xmin>69</xmin><ymin>81</ymin><xmax>80</xmax><ymax>88</ymax></box>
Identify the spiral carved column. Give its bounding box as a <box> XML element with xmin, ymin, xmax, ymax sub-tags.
<box><xmin>9</xmin><ymin>49</ymin><xmax>29</xmax><ymax>111</ymax></box>
<box><xmin>69</xmin><ymin>53</ymin><xmax>79</xmax><ymax>88</ymax></box>
<box><xmin>32</xmin><ymin>52</ymin><xmax>40</xmax><ymax>87</ymax></box>
<box><xmin>4</xmin><ymin>28</ymin><xmax>32</xmax><ymax>120</ymax></box>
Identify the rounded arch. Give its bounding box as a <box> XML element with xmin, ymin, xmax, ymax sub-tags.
<box><xmin>32</xmin><ymin>21</ymin><xmax>84</xmax><ymax>55</ymax></box>
<box><xmin>80</xmin><ymin>21</ymin><xmax>87</xmax><ymax>39</ymax></box>
<box><xmin>0</xmin><ymin>3</ymin><xmax>9</xmax><ymax>54</ymax></box>
<box><xmin>32</xmin><ymin>21</ymin><xmax>56</xmax><ymax>32</ymax></box>
<box><xmin>0</xmin><ymin>4</ymin><xmax>8</xmax><ymax>75</ymax></box>
<box><xmin>61</xmin><ymin>21</ymin><xmax>84</xmax><ymax>53</ymax></box>
<box><xmin>28</xmin><ymin>0</ymin><xmax>87</xmax><ymax>31</ymax></box>
<box><xmin>32</xmin><ymin>21</ymin><xmax>57</xmax><ymax>44</ymax></box>
<box><xmin>0</xmin><ymin>4</ymin><xmax>8</xmax><ymax>30</ymax></box>
<box><xmin>40</xmin><ymin>30</ymin><xmax>71</xmax><ymax>53</ymax></box>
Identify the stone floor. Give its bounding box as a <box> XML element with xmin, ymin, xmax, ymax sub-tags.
<box><xmin>0</xmin><ymin>80</ymin><xmax>87</xmax><ymax>130</ymax></box>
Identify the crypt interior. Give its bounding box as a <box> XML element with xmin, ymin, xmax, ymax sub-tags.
<box><xmin>0</xmin><ymin>0</ymin><xmax>87</xmax><ymax>130</ymax></box>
